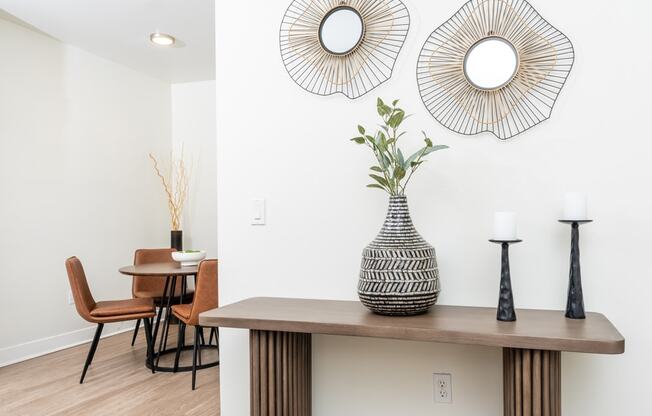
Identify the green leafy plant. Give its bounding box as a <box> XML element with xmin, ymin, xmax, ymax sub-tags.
<box><xmin>351</xmin><ymin>98</ymin><xmax>449</xmax><ymax>195</ymax></box>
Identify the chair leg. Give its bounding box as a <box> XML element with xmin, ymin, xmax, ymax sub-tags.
<box><xmin>80</xmin><ymin>323</ymin><xmax>104</xmax><ymax>384</ymax></box>
<box><xmin>192</xmin><ymin>326</ymin><xmax>199</xmax><ymax>390</ymax></box>
<box><xmin>143</xmin><ymin>318</ymin><xmax>154</xmax><ymax>367</ymax></box>
<box><xmin>199</xmin><ymin>327</ymin><xmax>206</xmax><ymax>346</ymax></box>
<box><xmin>210</xmin><ymin>327</ymin><xmax>220</xmax><ymax>347</ymax></box>
<box><xmin>208</xmin><ymin>327</ymin><xmax>215</xmax><ymax>345</ymax></box>
<box><xmin>131</xmin><ymin>319</ymin><xmax>141</xmax><ymax>346</ymax></box>
<box><xmin>198</xmin><ymin>326</ymin><xmax>203</xmax><ymax>366</ymax></box>
<box><xmin>173</xmin><ymin>321</ymin><xmax>186</xmax><ymax>372</ymax></box>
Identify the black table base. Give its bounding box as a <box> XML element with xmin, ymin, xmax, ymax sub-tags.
<box><xmin>146</xmin><ymin>344</ymin><xmax>219</xmax><ymax>373</ymax></box>
<box><xmin>148</xmin><ymin>274</ymin><xmax>219</xmax><ymax>373</ymax></box>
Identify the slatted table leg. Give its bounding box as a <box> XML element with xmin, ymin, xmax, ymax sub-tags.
<box><xmin>504</xmin><ymin>348</ymin><xmax>561</xmax><ymax>416</ymax></box>
<box><xmin>250</xmin><ymin>330</ymin><xmax>311</xmax><ymax>416</ymax></box>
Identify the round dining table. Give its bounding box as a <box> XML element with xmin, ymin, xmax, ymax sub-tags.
<box><xmin>119</xmin><ymin>262</ymin><xmax>218</xmax><ymax>373</ymax></box>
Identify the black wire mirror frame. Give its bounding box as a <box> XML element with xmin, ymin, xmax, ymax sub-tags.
<box><xmin>416</xmin><ymin>0</ymin><xmax>575</xmax><ymax>140</ymax></box>
<box><xmin>280</xmin><ymin>0</ymin><xmax>411</xmax><ymax>100</ymax></box>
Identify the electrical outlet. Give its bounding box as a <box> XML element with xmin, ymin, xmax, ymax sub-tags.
<box><xmin>433</xmin><ymin>373</ymin><xmax>452</xmax><ymax>404</ymax></box>
<box><xmin>68</xmin><ymin>290</ymin><xmax>74</xmax><ymax>305</ymax></box>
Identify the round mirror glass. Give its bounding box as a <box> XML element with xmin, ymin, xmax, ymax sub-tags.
<box><xmin>463</xmin><ymin>37</ymin><xmax>518</xmax><ymax>90</ymax></box>
<box><xmin>319</xmin><ymin>7</ymin><xmax>364</xmax><ymax>55</ymax></box>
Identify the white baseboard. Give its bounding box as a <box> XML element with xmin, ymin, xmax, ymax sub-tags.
<box><xmin>0</xmin><ymin>321</ymin><xmax>137</xmax><ymax>368</ymax></box>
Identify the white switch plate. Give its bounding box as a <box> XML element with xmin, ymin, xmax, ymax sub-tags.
<box><xmin>433</xmin><ymin>373</ymin><xmax>452</xmax><ymax>404</ymax></box>
<box><xmin>251</xmin><ymin>198</ymin><xmax>266</xmax><ymax>225</ymax></box>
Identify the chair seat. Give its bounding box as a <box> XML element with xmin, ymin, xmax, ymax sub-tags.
<box><xmin>133</xmin><ymin>288</ymin><xmax>194</xmax><ymax>300</ymax></box>
<box><xmin>90</xmin><ymin>298</ymin><xmax>155</xmax><ymax>318</ymax></box>
<box><xmin>171</xmin><ymin>303</ymin><xmax>192</xmax><ymax>321</ymax></box>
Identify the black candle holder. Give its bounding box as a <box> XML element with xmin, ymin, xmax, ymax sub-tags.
<box><xmin>489</xmin><ymin>239</ymin><xmax>522</xmax><ymax>322</ymax></box>
<box><xmin>559</xmin><ymin>220</ymin><xmax>592</xmax><ymax>319</ymax></box>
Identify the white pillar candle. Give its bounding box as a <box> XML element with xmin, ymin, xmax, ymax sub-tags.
<box><xmin>493</xmin><ymin>212</ymin><xmax>517</xmax><ymax>241</ymax></box>
<box><xmin>563</xmin><ymin>192</ymin><xmax>588</xmax><ymax>220</ymax></box>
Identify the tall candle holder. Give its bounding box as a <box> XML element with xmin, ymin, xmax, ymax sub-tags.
<box><xmin>559</xmin><ymin>219</ymin><xmax>592</xmax><ymax>319</ymax></box>
<box><xmin>489</xmin><ymin>239</ymin><xmax>522</xmax><ymax>322</ymax></box>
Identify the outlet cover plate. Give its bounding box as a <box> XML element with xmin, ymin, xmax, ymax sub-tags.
<box><xmin>433</xmin><ymin>373</ymin><xmax>452</xmax><ymax>404</ymax></box>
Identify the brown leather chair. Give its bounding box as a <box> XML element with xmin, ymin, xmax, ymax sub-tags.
<box><xmin>171</xmin><ymin>259</ymin><xmax>218</xmax><ymax>390</ymax></box>
<box><xmin>130</xmin><ymin>248</ymin><xmax>194</xmax><ymax>346</ymax></box>
<box><xmin>65</xmin><ymin>256</ymin><xmax>156</xmax><ymax>383</ymax></box>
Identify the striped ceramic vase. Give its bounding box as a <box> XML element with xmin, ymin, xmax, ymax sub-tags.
<box><xmin>358</xmin><ymin>195</ymin><xmax>440</xmax><ymax>315</ymax></box>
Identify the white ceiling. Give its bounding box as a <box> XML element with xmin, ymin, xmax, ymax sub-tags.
<box><xmin>0</xmin><ymin>0</ymin><xmax>215</xmax><ymax>83</ymax></box>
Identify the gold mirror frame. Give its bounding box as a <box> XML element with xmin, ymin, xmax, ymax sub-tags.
<box><xmin>280</xmin><ymin>0</ymin><xmax>410</xmax><ymax>99</ymax></box>
<box><xmin>416</xmin><ymin>0</ymin><xmax>574</xmax><ymax>140</ymax></box>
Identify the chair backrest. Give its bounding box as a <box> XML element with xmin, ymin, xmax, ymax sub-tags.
<box><xmin>65</xmin><ymin>257</ymin><xmax>96</xmax><ymax>323</ymax></box>
<box><xmin>132</xmin><ymin>248</ymin><xmax>176</xmax><ymax>297</ymax></box>
<box><xmin>188</xmin><ymin>259</ymin><xmax>218</xmax><ymax>325</ymax></box>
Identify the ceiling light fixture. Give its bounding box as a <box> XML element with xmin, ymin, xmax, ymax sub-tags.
<box><xmin>150</xmin><ymin>32</ymin><xmax>175</xmax><ymax>47</ymax></box>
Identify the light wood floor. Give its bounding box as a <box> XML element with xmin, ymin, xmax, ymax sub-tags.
<box><xmin>0</xmin><ymin>326</ymin><xmax>220</xmax><ymax>416</ymax></box>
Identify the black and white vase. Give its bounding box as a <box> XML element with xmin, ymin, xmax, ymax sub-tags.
<box><xmin>358</xmin><ymin>195</ymin><xmax>440</xmax><ymax>316</ymax></box>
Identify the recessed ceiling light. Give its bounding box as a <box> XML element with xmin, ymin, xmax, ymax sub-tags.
<box><xmin>150</xmin><ymin>33</ymin><xmax>175</xmax><ymax>47</ymax></box>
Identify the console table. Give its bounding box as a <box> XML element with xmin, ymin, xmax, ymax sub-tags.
<box><xmin>199</xmin><ymin>297</ymin><xmax>624</xmax><ymax>416</ymax></box>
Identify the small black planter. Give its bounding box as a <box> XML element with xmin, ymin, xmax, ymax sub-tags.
<box><xmin>171</xmin><ymin>230</ymin><xmax>183</xmax><ymax>251</ymax></box>
<box><xmin>489</xmin><ymin>239</ymin><xmax>522</xmax><ymax>322</ymax></box>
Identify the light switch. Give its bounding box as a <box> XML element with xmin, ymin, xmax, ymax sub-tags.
<box><xmin>251</xmin><ymin>198</ymin><xmax>265</xmax><ymax>225</ymax></box>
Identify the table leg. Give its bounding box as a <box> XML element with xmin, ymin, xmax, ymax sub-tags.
<box><xmin>156</xmin><ymin>275</ymin><xmax>177</xmax><ymax>368</ymax></box>
<box><xmin>250</xmin><ymin>330</ymin><xmax>311</xmax><ymax>416</ymax></box>
<box><xmin>179</xmin><ymin>275</ymin><xmax>188</xmax><ymax>350</ymax></box>
<box><xmin>149</xmin><ymin>276</ymin><xmax>171</xmax><ymax>373</ymax></box>
<box><xmin>503</xmin><ymin>348</ymin><xmax>561</xmax><ymax>416</ymax></box>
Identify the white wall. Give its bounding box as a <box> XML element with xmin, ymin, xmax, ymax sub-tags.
<box><xmin>0</xmin><ymin>17</ymin><xmax>171</xmax><ymax>363</ymax></box>
<box><xmin>171</xmin><ymin>80</ymin><xmax>217</xmax><ymax>258</ymax></box>
<box><xmin>216</xmin><ymin>0</ymin><xmax>651</xmax><ymax>415</ymax></box>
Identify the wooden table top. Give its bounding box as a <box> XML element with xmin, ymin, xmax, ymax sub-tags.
<box><xmin>199</xmin><ymin>297</ymin><xmax>625</xmax><ymax>354</ymax></box>
<box><xmin>118</xmin><ymin>262</ymin><xmax>198</xmax><ymax>277</ymax></box>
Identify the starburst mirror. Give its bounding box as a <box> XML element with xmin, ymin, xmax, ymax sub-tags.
<box><xmin>280</xmin><ymin>0</ymin><xmax>410</xmax><ymax>99</ymax></box>
<box><xmin>417</xmin><ymin>0</ymin><xmax>574</xmax><ymax>140</ymax></box>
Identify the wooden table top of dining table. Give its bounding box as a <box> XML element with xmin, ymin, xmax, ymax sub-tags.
<box><xmin>118</xmin><ymin>262</ymin><xmax>198</xmax><ymax>277</ymax></box>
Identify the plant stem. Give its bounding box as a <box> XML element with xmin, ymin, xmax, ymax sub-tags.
<box><xmin>400</xmin><ymin>147</ymin><xmax>427</xmax><ymax>194</ymax></box>
<box><xmin>367</xmin><ymin>141</ymin><xmax>391</xmax><ymax>195</ymax></box>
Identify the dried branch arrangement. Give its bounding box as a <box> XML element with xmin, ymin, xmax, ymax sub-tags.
<box><xmin>149</xmin><ymin>149</ymin><xmax>191</xmax><ymax>231</ymax></box>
